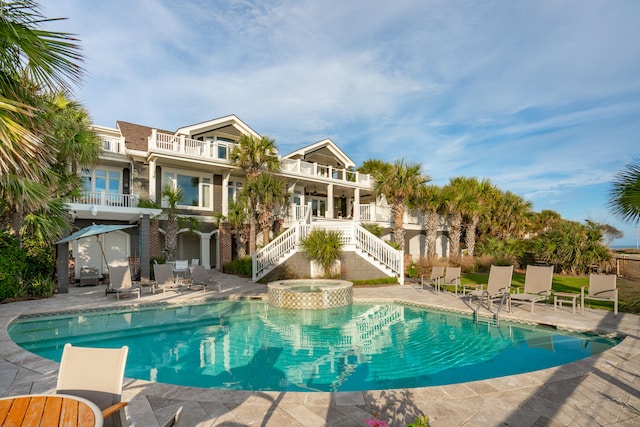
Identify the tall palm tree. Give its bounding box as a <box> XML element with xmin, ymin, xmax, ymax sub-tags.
<box><xmin>365</xmin><ymin>158</ymin><xmax>430</xmax><ymax>250</ymax></box>
<box><xmin>0</xmin><ymin>0</ymin><xmax>84</xmax><ymax>179</ymax></box>
<box><xmin>460</xmin><ymin>177</ymin><xmax>494</xmax><ymax>257</ymax></box>
<box><xmin>229</xmin><ymin>134</ymin><xmax>280</xmax><ymax>253</ymax></box>
<box><xmin>609</xmin><ymin>158</ymin><xmax>640</xmax><ymax>224</ymax></box>
<box><xmin>441</xmin><ymin>178</ymin><xmax>475</xmax><ymax>258</ymax></box>
<box><xmin>161</xmin><ymin>184</ymin><xmax>183</xmax><ymax>261</ymax></box>
<box><xmin>417</xmin><ymin>184</ymin><xmax>445</xmax><ymax>259</ymax></box>
<box><xmin>241</xmin><ymin>173</ymin><xmax>289</xmax><ymax>246</ymax></box>
<box><xmin>227</xmin><ymin>200</ymin><xmax>249</xmax><ymax>257</ymax></box>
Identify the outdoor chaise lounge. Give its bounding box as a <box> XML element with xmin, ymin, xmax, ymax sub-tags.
<box><xmin>509</xmin><ymin>265</ymin><xmax>554</xmax><ymax>312</ymax></box>
<box><xmin>189</xmin><ymin>265</ymin><xmax>220</xmax><ymax>292</ymax></box>
<box><xmin>57</xmin><ymin>343</ymin><xmax>129</xmax><ymax>427</ymax></box>
<box><xmin>582</xmin><ymin>273</ymin><xmax>618</xmax><ymax>315</ymax></box>
<box><xmin>107</xmin><ymin>265</ymin><xmax>140</xmax><ymax>301</ymax></box>
<box><xmin>441</xmin><ymin>266</ymin><xmax>462</xmax><ymax>294</ymax></box>
<box><xmin>154</xmin><ymin>263</ymin><xmax>185</xmax><ymax>294</ymax></box>
<box><xmin>420</xmin><ymin>265</ymin><xmax>445</xmax><ymax>291</ymax></box>
<box><xmin>465</xmin><ymin>265</ymin><xmax>514</xmax><ymax>310</ymax></box>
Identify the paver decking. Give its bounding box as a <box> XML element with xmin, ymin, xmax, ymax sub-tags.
<box><xmin>1</xmin><ymin>273</ymin><xmax>638</xmax><ymax>426</ymax></box>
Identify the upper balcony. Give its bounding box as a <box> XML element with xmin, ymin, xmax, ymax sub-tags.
<box><xmin>100</xmin><ymin>135</ymin><xmax>126</xmax><ymax>155</ymax></box>
<box><xmin>148</xmin><ymin>130</ymin><xmax>374</xmax><ymax>188</ymax></box>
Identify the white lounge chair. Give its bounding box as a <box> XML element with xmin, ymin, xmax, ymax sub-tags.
<box><xmin>421</xmin><ymin>265</ymin><xmax>445</xmax><ymax>291</ymax></box>
<box><xmin>582</xmin><ymin>274</ymin><xmax>618</xmax><ymax>315</ymax></box>
<box><xmin>189</xmin><ymin>265</ymin><xmax>220</xmax><ymax>292</ymax></box>
<box><xmin>154</xmin><ymin>263</ymin><xmax>184</xmax><ymax>294</ymax></box>
<box><xmin>441</xmin><ymin>266</ymin><xmax>462</xmax><ymax>294</ymax></box>
<box><xmin>466</xmin><ymin>265</ymin><xmax>514</xmax><ymax>310</ymax></box>
<box><xmin>57</xmin><ymin>343</ymin><xmax>129</xmax><ymax>427</ymax></box>
<box><xmin>510</xmin><ymin>265</ymin><xmax>553</xmax><ymax>312</ymax></box>
<box><xmin>107</xmin><ymin>265</ymin><xmax>140</xmax><ymax>301</ymax></box>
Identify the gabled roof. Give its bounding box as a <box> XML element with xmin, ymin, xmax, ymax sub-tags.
<box><xmin>175</xmin><ymin>114</ymin><xmax>260</xmax><ymax>138</ymax></box>
<box><xmin>117</xmin><ymin>121</ymin><xmax>158</xmax><ymax>151</ymax></box>
<box><xmin>283</xmin><ymin>138</ymin><xmax>355</xmax><ymax>169</ymax></box>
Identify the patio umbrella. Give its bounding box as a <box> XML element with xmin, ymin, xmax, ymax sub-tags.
<box><xmin>57</xmin><ymin>223</ymin><xmax>136</xmax><ymax>269</ymax></box>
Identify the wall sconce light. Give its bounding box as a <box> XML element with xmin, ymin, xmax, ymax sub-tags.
<box><xmin>91</xmin><ymin>206</ymin><xmax>98</xmax><ymax>217</ymax></box>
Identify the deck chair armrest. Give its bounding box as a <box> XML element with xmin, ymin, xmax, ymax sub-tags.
<box><xmin>102</xmin><ymin>401</ymin><xmax>128</xmax><ymax>418</ymax></box>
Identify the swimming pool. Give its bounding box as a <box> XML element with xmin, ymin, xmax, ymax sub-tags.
<box><xmin>8</xmin><ymin>301</ymin><xmax>619</xmax><ymax>392</ymax></box>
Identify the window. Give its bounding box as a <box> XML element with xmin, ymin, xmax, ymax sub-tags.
<box><xmin>81</xmin><ymin>168</ymin><xmax>121</xmax><ymax>194</ymax></box>
<box><xmin>164</xmin><ymin>171</ymin><xmax>212</xmax><ymax>209</ymax></box>
<box><xmin>228</xmin><ymin>181</ymin><xmax>243</xmax><ymax>203</ymax></box>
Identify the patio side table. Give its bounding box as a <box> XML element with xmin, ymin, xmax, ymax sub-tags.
<box><xmin>554</xmin><ymin>292</ymin><xmax>582</xmax><ymax>314</ymax></box>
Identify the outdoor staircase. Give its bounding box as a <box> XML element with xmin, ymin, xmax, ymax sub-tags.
<box><xmin>252</xmin><ymin>214</ymin><xmax>405</xmax><ymax>284</ymax></box>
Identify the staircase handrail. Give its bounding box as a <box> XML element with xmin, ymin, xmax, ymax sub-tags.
<box><xmin>353</xmin><ymin>223</ymin><xmax>404</xmax><ymax>284</ymax></box>
<box><xmin>252</xmin><ymin>223</ymin><xmax>299</xmax><ymax>281</ymax></box>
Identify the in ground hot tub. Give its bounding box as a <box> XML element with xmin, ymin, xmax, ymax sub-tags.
<box><xmin>267</xmin><ymin>279</ymin><xmax>353</xmax><ymax>309</ymax></box>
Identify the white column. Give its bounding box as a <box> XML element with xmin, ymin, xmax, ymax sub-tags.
<box><xmin>353</xmin><ymin>188</ymin><xmax>360</xmax><ymax>221</ymax></box>
<box><xmin>149</xmin><ymin>158</ymin><xmax>157</xmax><ymax>202</ymax></box>
<box><xmin>201</xmin><ymin>234</ymin><xmax>211</xmax><ymax>269</ymax></box>
<box><xmin>326</xmin><ymin>184</ymin><xmax>334</xmax><ymax>219</ymax></box>
<box><xmin>222</xmin><ymin>171</ymin><xmax>230</xmax><ymax>218</ymax></box>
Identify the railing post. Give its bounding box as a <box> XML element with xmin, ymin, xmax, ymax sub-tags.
<box><xmin>252</xmin><ymin>251</ymin><xmax>257</xmax><ymax>282</ymax></box>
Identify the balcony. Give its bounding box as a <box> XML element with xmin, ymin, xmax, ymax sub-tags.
<box><xmin>149</xmin><ymin>130</ymin><xmax>374</xmax><ymax>188</ymax></box>
<box><xmin>72</xmin><ymin>191</ymin><xmax>140</xmax><ymax>208</ymax></box>
<box><xmin>101</xmin><ymin>136</ymin><xmax>126</xmax><ymax>154</ymax></box>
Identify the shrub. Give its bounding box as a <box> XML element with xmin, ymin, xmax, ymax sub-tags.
<box><xmin>223</xmin><ymin>256</ymin><xmax>252</xmax><ymax>276</ymax></box>
<box><xmin>406</xmin><ymin>262</ymin><xmax>420</xmax><ymax>278</ymax></box>
<box><xmin>0</xmin><ymin>232</ymin><xmax>27</xmax><ymax>302</ymax></box>
<box><xmin>27</xmin><ymin>275</ymin><xmax>56</xmax><ymax>298</ymax></box>
<box><xmin>301</xmin><ymin>228</ymin><xmax>343</xmax><ymax>277</ymax></box>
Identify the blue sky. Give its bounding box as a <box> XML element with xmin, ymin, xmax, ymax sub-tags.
<box><xmin>44</xmin><ymin>0</ymin><xmax>640</xmax><ymax>247</ymax></box>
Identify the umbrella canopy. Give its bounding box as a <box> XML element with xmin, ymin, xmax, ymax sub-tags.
<box><xmin>57</xmin><ymin>224</ymin><xmax>136</xmax><ymax>244</ymax></box>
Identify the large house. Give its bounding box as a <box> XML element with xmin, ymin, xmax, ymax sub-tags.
<box><xmin>57</xmin><ymin>115</ymin><xmax>449</xmax><ymax>289</ymax></box>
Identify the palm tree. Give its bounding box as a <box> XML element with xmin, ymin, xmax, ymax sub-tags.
<box><xmin>0</xmin><ymin>0</ymin><xmax>84</xmax><ymax>180</ymax></box>
<box><xmin>161</xmin><ymin>184</ymin><xmax>183</xmax><ymax>261</ymax></box>
<box><xmin>460</xmin><ymin>177</ymin><xmax>494</xmax><ymax>257</ymax></box>
<box><xmin>301</xmin><ymin>228</ymin><xmax>343</xmax><ymax>278</ymax></box>
<box><xmin>417</xmin><ymin>184</ymin><xmax>445</xmax><ymax>259</ymax></box>
<box><xmin>609</xmin><ymin>158</ymin><xmax>640</xmax><ymax>224</ymax></box>
<box><xmin>242</xmin><ymin>173</ymin><xmax>289</xmax><ymax>246</ymax></box>
<box><xmin>227</xmin><ymin>201</ymin><xmax>249</xmax><ymax>257</ymax></box>
<box><xmin>441</xmin><ymin>178</ymin><xmax>475</xmax><ymax>258</ymax></box>
<box><xmin>229</xmin><ymin>134</ymin><xmax>280</xmax><ymax>253</ymax></box>
<box><xmin>364</xmin><ymin>158</ymin><xmax>430</xmax><ymax>250</ymax></box>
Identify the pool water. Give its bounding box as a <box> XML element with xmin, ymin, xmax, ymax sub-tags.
<box><xmin>8</xmin><ymin>301</ymin><xmax>619</xmax><ymax>392</ymax></box>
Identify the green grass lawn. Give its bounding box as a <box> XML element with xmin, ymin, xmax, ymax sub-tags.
<box><xmin>458</xmin><ymin>272</ymin><xmax>639</xmax><ymax>313</ymax></box>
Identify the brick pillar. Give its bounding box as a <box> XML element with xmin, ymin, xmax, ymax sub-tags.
<box><xmin>219</xmin><ymin>222</ymin><xmax>233</xmax><ymax>271</ymax></box>
<box><xmin>149</xmin><ymin>220</ymin><xmax>160</xmax><ymax>259</ymax></box>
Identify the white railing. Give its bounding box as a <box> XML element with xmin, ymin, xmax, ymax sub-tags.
<box><xmin>287</xmin><ymin>204</ymin><xmax>310</xmax><ymax>222</ymax></box>
<box><xmin>151</xmin><ymin>130</ymin><xmax>234</xmax><ymax>162</ymax></box>
<box><xmin>253</xmin><ymin>224</ymin><xmax>299</xmax><ymax>281</ymax></box>
<box><xmin>73</xmin><ymin>191</ymin><xmax>140</xmax><ymax>207</ymax></box>
<box><xmin>253</xmin><ymin>220</ymin><xmax>404</xmax><ymax>283</ymax></box>
<box><xmin>101</xmin><ymin>136</ymin><xmax>125</xmax><ymax>154</ymax></box>
<box><xmin>354</xmin><ymin>223</ymin><xmax>404</xmax><ymax>284</ymax></box>
<box><xmin>278</xmin><ymin>158</ymin><xmax>373</xmax><ymax>187</ymax></box>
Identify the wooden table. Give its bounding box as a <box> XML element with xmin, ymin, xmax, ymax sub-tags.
<box><xmin>0</xmin><ymin>394</ymin><xmax>103</xmax><ymax>427</ymax></box>
<box><xmin>554</xmin><ymin>292</ymin><xmax>582</xmax><ymax>314</ymax></box>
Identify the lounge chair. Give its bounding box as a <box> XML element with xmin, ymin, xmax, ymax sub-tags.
<box><xmin>162</xmin><ymin>406</ymin><xmax>182</xmax><ymax>427</ymax></box>
<box><xmin>509</xmin><ymin>265</ymin><xmax>554</xmax><ymax>312</ymax></box>
<box><xmin>79</xmin><ymin>266</ymin><xmax>99</xmax><ymax>287</ymax></box>
<box><xmin>173</xmin><ymin>259</ymin><xmax>190</xmax><ymax>279</ymax></box>
<box><xmin>154</xmin><ymin>263</ymin><xmax>184</xmax><ymax>294</ymax></box>
<box><xmin>107</xmin><ymin>265</ymin><xmax>141</xmax><ymax>301</ymax></box>
<box><xmin>441</xmin><ymin>266</ymin><xmax>462</xmax><ymax>294</ymax></box>
<box><xmin>420</xmin><ymin>266</ymin><xmax>445</xmax><ymax>291</ymax></box>
<box><xmin>189</xmin><ymin>265</ymin><xmax>220</xmax><ymax>292</ymax></box>
<box><xmin>162</xmin><ymin>406</ymin><xmax>183</xmax><ymax>427</ymax></box>
<box><xmin>466</xmin><ymin>265</ymin><xmax>514</xmax><ymax>310</ymax></box>
<box><xmin>57</xmin><ymin>343</ymin><xmax>129</xmax><ymax>427</ymax></box>
<box><xmin>582</xmin><ymin>274</ymin><xmax>618</xmax><ymax>315</ymax></box>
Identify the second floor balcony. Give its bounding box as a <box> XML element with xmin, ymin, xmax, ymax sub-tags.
<box><xmin>148</xmin><ymin>130</ymin><xmax>374</xmax><ymax>188</ymax></box>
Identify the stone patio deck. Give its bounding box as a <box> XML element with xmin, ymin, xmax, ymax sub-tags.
<box><xmin>1</xmin><ymin>272</ymin><xmax>638</xmax><ymax>426</ymax></box>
